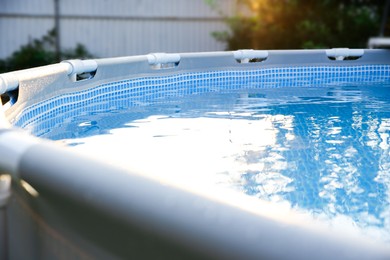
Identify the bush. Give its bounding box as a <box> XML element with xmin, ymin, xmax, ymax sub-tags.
<box><xmin>0</xmin><ymin>29</ymin><xmax>94</xmax><ymax>73</ymax></box>
<box><xmin>208</xmin><ymin>0</ymin><xmax>387</xmax><ymax>50</ymax></box>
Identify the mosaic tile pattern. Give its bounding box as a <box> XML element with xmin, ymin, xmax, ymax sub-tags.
<box><xmin>12</xmin><ymin>65</ymin><xmax>390</xmax><ymax>133</ymax></box>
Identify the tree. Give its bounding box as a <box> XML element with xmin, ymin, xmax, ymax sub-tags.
<box><xmin>209</xmin><ymin>0</ymin><xmax>387</xmax><ymax>50</ymax></box>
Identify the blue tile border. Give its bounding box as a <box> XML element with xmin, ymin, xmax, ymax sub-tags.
<box><xmin>11</xmin><ymin>65</ymin><xmax>390</xmax><ymax>134</ymax></box>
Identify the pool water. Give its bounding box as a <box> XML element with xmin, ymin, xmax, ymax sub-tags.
<box><xmin>41</xmin><ymin>83</ymin><xmax>390</xmax><ymax>243</ymax></box>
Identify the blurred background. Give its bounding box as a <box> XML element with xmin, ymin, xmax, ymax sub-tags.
<box><xmin>0</xmin><ymin>0</ymin><xmax>389</xmax><ymax>73</ymax></box>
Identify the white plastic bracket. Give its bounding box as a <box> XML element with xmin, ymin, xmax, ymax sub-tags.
<box><xmin>0</xmin><ymin>73</ymin><xmax>19</xmax><ymax>95</ymax></box>
<box><xmin>368</xmin><ymin>37</ymin><xmax>390</xmax><ymax>49</ymax></box>
<box><xmin>61</xmin><ymin>59</ymin><xmax>98</xmax><ymax>81</ymax></box>
<box><xmin>147</xmin><ymin>53</ymin><xmax>180</xmax><ymax>69</ymax></box>
<box><xmin>233</xmin><ymin>50</ymin><xmax>269</xmax><ymax>63</ymax></box>
<box><xmin>326</xmin><ymin>48</ymin><xmax>364</xmax><ymax>61</ymax></box>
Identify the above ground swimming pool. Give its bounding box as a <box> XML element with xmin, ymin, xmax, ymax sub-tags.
<box><xmin>1</xmin><ymin>49</ymin><xmax>390</xmax><ymax>259</ymax></box>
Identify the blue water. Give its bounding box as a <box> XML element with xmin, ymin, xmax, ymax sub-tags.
<box><xmin>39</xmin><ymin>84</ymin><xmax>390</xmax><ymax>243</ymax></box>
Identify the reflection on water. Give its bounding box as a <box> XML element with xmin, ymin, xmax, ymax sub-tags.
<box><xmin>41</xmin><ymin>84</ymin><xmax>390</xmax><ymax>244</ymax></box>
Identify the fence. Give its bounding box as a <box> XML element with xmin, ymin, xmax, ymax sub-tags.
<box><xmin>0</xmin><ymin>0</ymin><xmax>236</xmax><ymax>59</ymax></box>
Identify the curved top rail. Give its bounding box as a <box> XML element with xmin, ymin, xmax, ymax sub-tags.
<box><xmin>1</xmin><ymin>48</ymin><xmax>389</xmax><ymax>95</ymax></box>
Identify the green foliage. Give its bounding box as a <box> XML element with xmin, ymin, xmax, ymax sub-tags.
<box><xmin>210</xmin><ymin>0</ymin><xmax>387</xmax><ymax>50</ymax></box>
<box><xmin>0</xmin><ymin>29</ymin><xmax>94</xmax><ymax>73</ymax></box>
